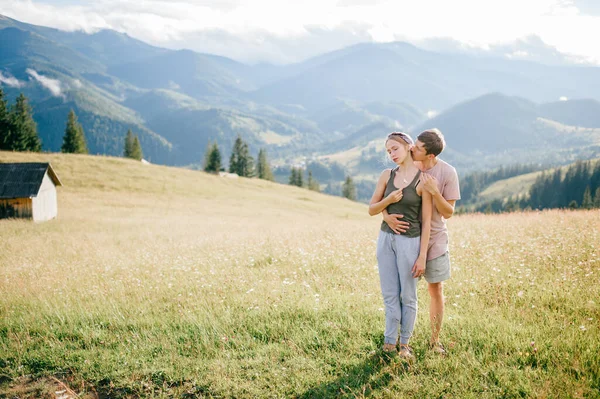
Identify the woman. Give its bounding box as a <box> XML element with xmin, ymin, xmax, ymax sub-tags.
<box><xmin>368</xmin><ymin>131</ymin><xmax>432</xmax><ymax>359</ymax></box>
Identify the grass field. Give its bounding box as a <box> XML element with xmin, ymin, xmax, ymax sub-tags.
<box><xmin>1</xmin><ymin>151</ymin><xmax>599</xmax><ymax>398</ymax></box>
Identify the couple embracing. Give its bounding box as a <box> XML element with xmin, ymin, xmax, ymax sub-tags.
<box><xmin>368</xmin><ymin>129</ymin><xmax>460</xmax><ymax>360</ymax></box>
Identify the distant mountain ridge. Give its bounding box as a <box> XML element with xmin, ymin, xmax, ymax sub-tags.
<box><xmin>1</xmin><ymin>14</ymin><xmax>600</xmax><ymax>170</ymax></box>
<box><xmin>416</xmin><ymin>93</ymin><xmax>600</xmax><ymax>153</ymax></box>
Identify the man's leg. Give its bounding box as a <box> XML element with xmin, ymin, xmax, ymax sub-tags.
<box><xmin>428</xmin><ymin>282</ymin><xmax>444</xmax><ymax>344</ymax></box>
<box><xmin>424</xmin><ymin>252</ymin><xmax>451</xmax><ymax>352</ymax></box>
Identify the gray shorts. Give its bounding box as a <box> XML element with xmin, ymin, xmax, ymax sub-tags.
<box><xmin>424</xmin><ymin>252</ymin><xmax>451</xmax><ymax>283</ymax></box>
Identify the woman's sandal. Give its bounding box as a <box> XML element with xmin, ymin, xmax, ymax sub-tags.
<box><xmin>382</xmin><ymin>343</ymin><xmax>397</xmax><ymax>353</ymax></box>
<box><xmin>398</xmin><ymin>345</ymin><xmax>415</xmax><ymax>361</ymax></box>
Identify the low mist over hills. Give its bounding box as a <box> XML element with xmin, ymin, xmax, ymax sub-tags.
<box><xmin>1</xmin><ymin>14</ymin><xmax>600</xmax><ymax>172</ymax></box>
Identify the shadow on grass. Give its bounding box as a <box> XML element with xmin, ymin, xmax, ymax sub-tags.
<box><xmin>295</xmin><ymin>350</ymin><xmax>411</xmax><ymax>398</ymax></box>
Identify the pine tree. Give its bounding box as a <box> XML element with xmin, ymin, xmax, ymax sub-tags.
<box><xmin>288</xmin><ymin>167</ymin><xmax>304</xmax><ymax>187</ymax></box>
<box><xmin>123</xmin><ymin>130</ymin><xmax>143</xmax><ymax>160</ymax></box>
<box><xmin>307</xmin><ymin>170</ymin><xmax>320</xmax><ymax>192</ymax></box>
<box><xmin>257</xmin><ymin>149</ymin><xmax>274</xmax><ymax>181</ymax></box>
<box><xmin>61</xmin><ymin>109</ymin><xmax>88</xmax><ymax>154</ymax></box>
<box><xmin>503</xmin><ymin>197</ymin><xmax>519</xmax><ymax>213</ymax></box>
<box><xmin>591</xmin><ymin>163</ymin><xmax>600</xmax><ymax>193</ymax></box>
<box><xmin>229</xmin><ymin>136</ymin><xmax>254</xmax><ymax>177</ymax></box>
<box><xmin>131</xmin><ymin>135</ymin><xmax>143</xmax><ymax>161</ymax></box>
<box><xmin>582</xmin><ymin>186</ymin><xmax>593</xmax><ymax>209</ymax></box>
<box><xmin>549</xmin><ymin>169</ymin><xmax>562</xmax><ymax>208</ymax></box>
<box><xmin>0</xmin><ymin>88</ymin><xmax>12</xmax><ymax>150</ymax></box>
<box><xmin>9</xmin><ymin>93</ymin><xmax>41</xmax><ymax>152</ymax></box>
<box><xmin>204</xmin><ymin>141</ymin><xmax>222</xmax><ymax>173</ymax></box>
<box><xmin>342</xmin><ymin>175</ymin><xmax>356</xmax><ymax>201</ymax></box>
<box><xmin>594</xmin><ymin>187</ymin><xmax>600</xmax><ymax>208</ymax></box>
<box><xmin>124</xmin><ymin>129</ymin><xmax>134</xmax><ymax>158</ymax></box>
<box><xmin>296</xmin><ymin>168</ymin><xmax>303</xmax><ymax>187</ymax></box>
<box><xmin>289</xmin><ymin>168</ymin><xmax>298</xmax><ymax>186</ymax></box>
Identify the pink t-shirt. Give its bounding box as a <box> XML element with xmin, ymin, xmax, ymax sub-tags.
<box><xmin>421</xmin><ymin>159</ymin><xmax>460</xmax><ymax>261</ymax></box>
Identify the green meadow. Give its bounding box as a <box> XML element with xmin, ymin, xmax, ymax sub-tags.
<box><xmin>0</xmin><ymin>151</ymin><xmax>598</xmax><ymax>398</ymax></box>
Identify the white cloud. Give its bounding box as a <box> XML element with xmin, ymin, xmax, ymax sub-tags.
<box><xmin>506</xmin><ymin>51</ymin><xmax>530</xmax><ymax>59</ymax></box>
<box><xmin>0</xmin><ymin>71</ymin><xmax>23</xmax><ymax>88</ymax></box>
<box><xmin>427</xmin><ymin>110</ymin><xmax>438</xmax><ymax>119</ymax></box>
<box><xmin>26</xmin><ymin>69</ymin><xmax>63</xmax><ymax>97</ymax></box>
<box><xmin>560</xmin><ymin>96</ymin><xmax>569</xmax><ymax>101</ymax></box>
<box><xmin>1</xmin><ymin>0</ymin><xmax>600</xmax><ymax>64</ymax></box>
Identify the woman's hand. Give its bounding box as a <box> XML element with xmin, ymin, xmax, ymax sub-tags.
<box><xmin>386</xmin><ymin>189</ymin><xmax>403</xmax><ymax>203</ymax></box>
<box><xmin>412</xmin><ymin>256</ymin><xmax>426</xmax><ymax>278</ymax></box>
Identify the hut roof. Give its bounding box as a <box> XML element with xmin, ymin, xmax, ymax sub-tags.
<box><xmin>0</xmin><ymin>162</ymin><xmax>62</xmax><ymax>199</ymax></box>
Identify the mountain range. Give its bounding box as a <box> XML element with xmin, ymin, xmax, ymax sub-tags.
<box><xmin>1</xmin><ymin>14</ymin><xmax>600</xmax><ymax>172</ymax></box>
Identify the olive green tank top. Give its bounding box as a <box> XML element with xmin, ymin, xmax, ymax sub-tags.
<box><xmin>380</xmin><ymin>167</ymin><xmax>422</xmax><ymax>237</ymax></box>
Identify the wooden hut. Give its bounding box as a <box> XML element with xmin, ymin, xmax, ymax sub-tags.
<box><xmin>0</xmin><ymin>162</ymin><xmax>62</xmax><ymax>222</ymax></box>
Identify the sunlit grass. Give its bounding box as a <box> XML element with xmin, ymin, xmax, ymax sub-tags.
<box><xmin>1</xmin><ymin>151</ymin><xmax>599</xmax><ymax>398</ymax></box>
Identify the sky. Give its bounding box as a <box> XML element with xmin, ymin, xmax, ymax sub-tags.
<box><xmin>2</xmin><ymin>0</ymin><xmax>600</xmax><ymax>64</ymax></box>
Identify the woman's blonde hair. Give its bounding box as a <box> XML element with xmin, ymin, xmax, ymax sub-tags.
<box><xmin>386</xmin><ymin>132</ymin><xmax>414</xmax><ymax>146</ymax></box>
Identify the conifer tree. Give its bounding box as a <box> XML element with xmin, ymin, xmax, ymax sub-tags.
<box><xmin>527</xmin><ymin>172</ymin><xmax>545</xmax><ymax>209</ymax></box>
<box><xmin>549</xmin><ymin>169</ymin><xmax>562</xmax><ymax>208</ymax></box>
<box><xmin>204</xmin><ymin>141</ymin><xmax>222</xmax><ymax>173</ymax></box>
<box><xmin>0</xmin><ymin>88</ymin><xmax>11</xmax><ymax>150</ymax></box>
<box><xmin>123</xmin><ymin>129</ymin><xmax>143</xmax><ymax>160</ymax></box>
<box><xmin>503</xmin><ymin>198</ymin><xmax>515</xmax><ymax>213</ymax></box>
<box><xmin>289</xmin><ymin>168</ymin><xmax>298</xmax><ymax>186</ymax></box>
<box><xmin>229</xmin><ymin>135</ymin><xmax>254</xmax><ymax>177</ymax></box>
<box><xmin>9</xmin><ymin>93</ymin><xmax>41</xmax><ymax>152</ymax></box>
<box><xmin>257</xmin><ymin>148</ymin><xmax>274</xmax><ymax>181</ymax></box>
<box><xmin>288</xmin><ymin>167</ymin><xmax>304</xmax><ymax>187</ymax></box>
<box><xmin>594</xmin><ymin>187</ymin><xmax>600</xmax><ymax>208</ymax></box>
<box><xmin>582</xmin><ymin>186</ymin><xmax>593</xmax><ymax>209</ymax></box>
<box><xmin>131</xmin><ymin>135</ymin><xmax>143</xmax><ymax>161</ymax></box>
<box><xmin>124</xmin><ymin>129</ymin><xmax>134</xmax><ymax>158</ymax></box>
<box><xmin>342</xmin><ymin>175</ymin><xmax>356</xmax><ymax>200</ymax></box>
<box><xmin>61</xmin><ymin>109</ymin><xmax>88</xmax><ymax>154</ymax></box>
<box><xmin>203</xmin><ymin>142</ymin><xmax>211</xmax><ymax>168</ymax></box>
<box><xmin>307</xmin><ymin>170</ymin><xmax>320</xmax><ymax>192</ymax></box>
<box><xmin>591</xmin><ymin>163</ymin><xmax>600</xmax><ymax>192</ymax></box>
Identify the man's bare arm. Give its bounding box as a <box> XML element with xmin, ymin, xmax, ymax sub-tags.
<box><xmin>382</xmin><ymin>209</ymin><xmax>410</xmax><ymax>234</ymax></box>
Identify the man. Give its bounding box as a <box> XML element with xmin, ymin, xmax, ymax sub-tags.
<box><xmin>382</xmin><ymin>128</ymin><xmax>460</xmax><ymax>354</ymax></box>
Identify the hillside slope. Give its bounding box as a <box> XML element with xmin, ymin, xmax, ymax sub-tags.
<box><xmin>464</xmin><ymin>158</ymin><xmax>600</xmax><ymax>209</ymax></box>
<box><xmin>0</xmin><ymin>151</ymin><xmax>367</xmax><ymax>221</ymax></box>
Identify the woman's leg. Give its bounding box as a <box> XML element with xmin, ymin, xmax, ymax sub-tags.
<box><xmin>376</xmin><ymin>231</ymin><xmax>402</xmax><ymax>346</ymax></box>
<box><xmin>394</xmin><ymin>235</ymin><xmax>420</xmax><ymax>345</ymax></box>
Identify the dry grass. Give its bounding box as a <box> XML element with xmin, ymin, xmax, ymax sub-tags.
<box><xmin>1</xmin><ymin>151</ymin><xmax>599</xmax><ymax>398</ymax></box>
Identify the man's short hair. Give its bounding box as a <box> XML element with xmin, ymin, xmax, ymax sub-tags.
<box><xmin>417</xmin><ymin>128</ymin><xmax>445</xmax><ymax>156</ymax></box>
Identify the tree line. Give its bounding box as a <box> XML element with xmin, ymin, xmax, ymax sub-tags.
<box><xmin>526</xmin><ymin>160</ymin><xmax>600</xmax><ymax>210</ymax></box>
<box><xmin>3</xmin><ymin>90</ymin><xmax>359</xmax><ymax>201</ymax></box>
<box><xmin>1</xmin><ymin>90</ymin><xmax>144</xmax><ymax>160</ymax></box>
<box><xmin>463</xmin><ymin>160</ymin><xmax>600</xmax><ymax>214</ymax></box>
<box><xmin>204</xmin><ymin>136</ymin><xmax>357</xmax><ymax>200</ymax></box>
<box><xmin>460</xmin><ymin>163</ymin><xmax>549</xmax><ymax>204</ymax></box>
<box><xmin>203</xmin><ymin>136</ymin><xmax>274</xmax><ymax>180</ymax></box>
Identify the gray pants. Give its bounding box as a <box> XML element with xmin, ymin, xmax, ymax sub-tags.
<box><xmin>376</xmin><ymin>231</ymin><xmax>420</xmax><ymax>345</ymax></box>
